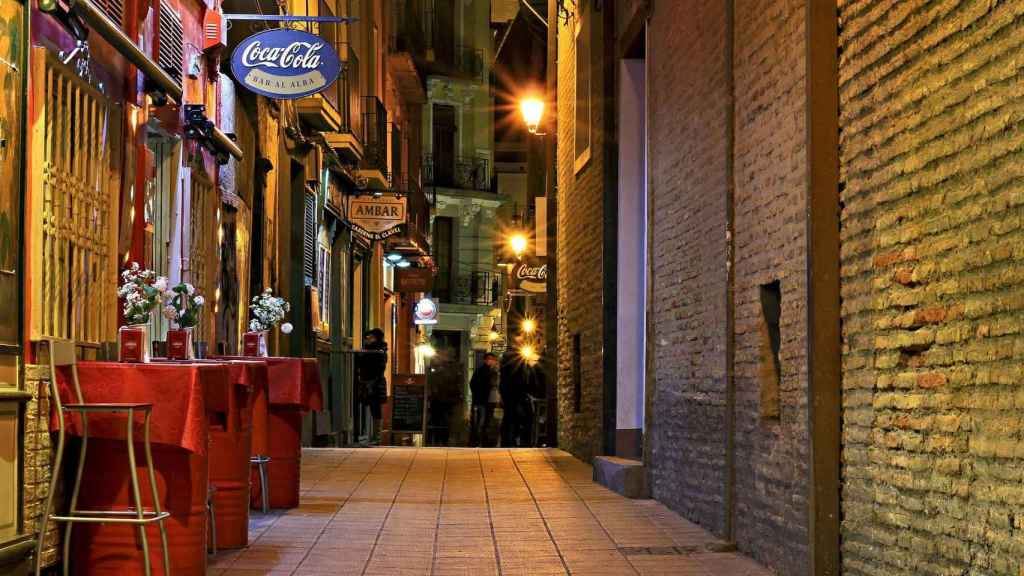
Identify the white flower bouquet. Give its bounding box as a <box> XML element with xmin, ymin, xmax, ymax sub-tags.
<box><xmin>118</xmin><ymin>262</ymin><xmax>168</xmax><ymax>325</ymax></box>
<box><xmin>165</xmin><ymin>282</ymin><xmax>205</xmax><ymax>329</ymax></box>
<box><xmin>249</xmin><ymin>288</ymin><xmax>292</xmax><ymax>333</ymax></box>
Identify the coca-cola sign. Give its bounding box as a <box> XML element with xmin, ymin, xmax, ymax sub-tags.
<box><xmin>511</xmin><ymin>258</ymin><xmax>547</xmax><ymax>294</ymax></box>
<box><xmin>231</xmin><ymin>29</ymin><xmax>341</xmax><ymax>100</ymax></box>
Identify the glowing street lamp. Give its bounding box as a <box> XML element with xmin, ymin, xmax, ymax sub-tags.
<box><xmin>521</xmin><ymin>318</ymin><xmax>537</xmax><ymax>335</ymax></box>
<box><xmin>519</xmin><ymin>344</ymin><xmax>539</xmax><ymax>365</ymax></box>
<box><xmin>519</xmin><ymin>97</ymin><xmax>545</xmax><ymax>134</ymax></box>
<box><xmin>509</xmin><ymin>233</ymin><xmax>528</xmax><ymax>259</ymax></box>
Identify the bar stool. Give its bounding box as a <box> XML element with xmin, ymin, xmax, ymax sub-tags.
<box><xmin>35</xmin><ymin>339</ymin><xmax>171</xmax><ymax>576</ymax></box>
<box><xmin>250</xmin><ymin>455</ymin><xmax>271</xmax><ymax>513</ymax></box>
<box><xmin>207</xmin><ymin>485</ymin><xmax>217</xmax><ymax>554</ymax></box>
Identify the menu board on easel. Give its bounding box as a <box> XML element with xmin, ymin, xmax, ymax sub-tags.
<box><xmin>391</xmin><ymin>374</ymin><xmax>427</xmax><ymax>435</ymax></box>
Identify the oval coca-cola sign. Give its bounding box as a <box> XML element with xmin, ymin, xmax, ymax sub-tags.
<box><xmin>231</xmin><ymin>29</ymin><xmax>341</xmax><ymax>100</ymax></box>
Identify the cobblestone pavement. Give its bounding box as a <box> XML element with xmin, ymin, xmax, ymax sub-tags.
<box><xmin>210</xmin><ymin>448</ymin><xmax>773</xmax><ymax>575</ymax></box>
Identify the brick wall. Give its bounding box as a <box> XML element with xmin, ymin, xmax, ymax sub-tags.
<box><xmin>839</xmin><ymin>3</ymin><xmax>1024</xmax><ymax>575</ymax></box>
<box><xmin>555</xmin><ymin>5</ymin><xmax>605</xmax><ymax>462</ymax></box>
<box><xmin>24</xmin><ymin>364</ymin><xmax>59</xmax><ymax>569</ymax></box>
<box><xmin>646</xmin><ymin>0</ymin><xmax>731</xmax><ymax>538</ymax></box>
<box><xmin>731</xmin><ymin>0</ymin><xmax>809</xmax><ymax>573</ymax></box>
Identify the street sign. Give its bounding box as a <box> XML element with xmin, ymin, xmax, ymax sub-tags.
<box><xmin>346</xmin><ymin>194</ymin><xmax>407</xmax><ymax>241</ymax></box>
<box><xmin>395</xmin><ymin>267</ymin><xmax>434</xmax><ymax>293</ymax></box>
<box><xmin>391</xmin><ymin>374</ymin><xmax>427</xmax><ymax>435</ymax></box>
<box><xmin>511</xmin><ymin>258</ymin><xmax>547</xmax><ymax>294</ymax></box>
<box><xmin>230</xmin><ymin>29</ymin><xmax>342</xmax><ymax>100</ymax></box>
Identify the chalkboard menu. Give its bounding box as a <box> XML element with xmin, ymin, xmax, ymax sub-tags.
<box><xmin>391</xmin><ymin>374</ymin><xmax>427</xmax><ymax>434</ymax></box>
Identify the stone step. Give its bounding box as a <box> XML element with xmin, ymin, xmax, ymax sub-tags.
<box><xmin>592</xmin><ymin>455</ymin><xmax>649</xmax><ymax>499</ymax></box>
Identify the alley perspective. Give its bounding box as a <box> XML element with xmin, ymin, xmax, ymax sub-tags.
<box><xmin>1</xmin><ymin>0</ymin><xmax>1023</xmax><ymax>575</ymax></box>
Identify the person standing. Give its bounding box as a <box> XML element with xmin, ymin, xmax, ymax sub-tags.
<box><xmin>469</xmin><ymin>353</ymin><xmax>498</xmax><ymax>447</ymax></box>
<box><xmin>355</xmin><ymin>328</ymin><xmax>388</xmax><ymax>444</ymax></box>
<box><xmin>499</xmin><ymin>351</ymin><xmax>529</xmax><ymax>447</ymax></box>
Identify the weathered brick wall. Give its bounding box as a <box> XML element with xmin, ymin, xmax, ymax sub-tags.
<box><xmin>555</xmin><ymin>6</ymin><xmax>605</xmax><ymax>462</ymax></box>
<box><xmin>24</xmin><ymin>364</ymin><xmax>59</xmax><ymax>568</ymax></box>
<box><xmin>839</xmin><ymin>3</ymin><xmax>1024</xmax><ymax>575</ymax></box>
<box><xmin>731</xmin><ymin>0</ymin><xmax>809</xmax><ymax>573</ymax></box>
<box><xmin>646</xmin><ymin>0</ymin><xmax>731</xmax><ymax>538</ymax></box>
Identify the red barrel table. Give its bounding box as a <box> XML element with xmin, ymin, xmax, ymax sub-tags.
<box><xmin>52</xmin><ymin>362</ymin><xmax>230</xmax><ymax>576</ymax></box>
<box><xmin>207</xmin><ymin>359</ymin><xmax>265</xmax><ymax>549</ymax></box>
<box><xmin>216</xmin><ymin>356</ymin><xmax>321</xmax><ymax>509</ymax></box>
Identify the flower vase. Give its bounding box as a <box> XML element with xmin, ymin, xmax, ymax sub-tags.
<box><xmin>243</xmin><ymin>331</ymin><xmax>269</xmax><ymax>357</ymax></box>
<box><xmin>118</xmin><ymin>324</ymin><xmax>151</xmax><ymax>363</ymax></box>
<box><xmin>167</xmin><ymin>328</ymin><xmax>194</xmax><ymax>360</ymax></box>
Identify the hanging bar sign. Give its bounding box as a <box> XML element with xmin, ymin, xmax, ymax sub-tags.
<box><xmin>230</xmin><ymin>29</ymin><xmax>342</xmax><ymax>99</ymax></box>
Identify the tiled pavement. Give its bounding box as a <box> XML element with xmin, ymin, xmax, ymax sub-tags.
<box><xmin>210</xmin><ymin>448</ymin><xmax>773</xmax><ymax>575</ymax></box>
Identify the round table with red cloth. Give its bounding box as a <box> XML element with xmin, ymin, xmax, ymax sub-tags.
<box><xmin>214</xmin><ymin>356</ymin><xmax>322</xmax><ymax>509</ymax></box>
<box><xmin>204</xmin><ymin>359</ymin><xmax>266</xmax><ymax>549</ymax></box>
<box><xmin>52</xmin><ymin>361</ymin><xmax>232</xmax><ymax>576</ymax></box>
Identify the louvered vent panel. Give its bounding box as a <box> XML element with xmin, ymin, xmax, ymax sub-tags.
<box><xmin>303</xmin><ymin>193</ymin><xmax>317</xmax><ymax>281</ymax></box>
<box><xmin>93</xmin><ymin>0</ymin><xmax>124</xmax><ymax>27</ymax></box>
<box><xmin>158</xmin><ymin>4</ymin><xmax>184</xmax><ymax>86</ymax></box>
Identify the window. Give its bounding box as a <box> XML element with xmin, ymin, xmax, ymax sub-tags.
<box><xmin>316</xmin><ymin>241</ymin><xmax>331</xmax><ymax>335</ymax></box>
<box><xmin>433</xmin><ymin>216</ymin><xmax>454</xmax><ymax>301</ymax></box>
<box><xmin>759</xmin><ymin>281</ymin><xmax>782</xmax><ymax>419</ymax></box>
<box><xmin>31</xmin><ymin>49</ymin><xmax>121</xmax><ymax>344</ymax></box>
<box><xmin>158</xmin><ymin>3</ymin><xmax>184</xmax><ymax>86</ymax></box>
<box><xmin>573</xmin><ymin>333</ymin><xmax>582</xmax><ymax>413</ymax></box>
<box><xmin>303</xmin><ymin>190</ymin><xmax>318</xmax><ymax>283</ymax></box>
<box><xmin>573</xmin><ymin>4</ymin><xmax>591</xmax><ymax>172</ymax></box>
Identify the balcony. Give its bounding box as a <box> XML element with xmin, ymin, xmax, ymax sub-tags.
<box><xmin>449</xmin><ymin>271</ymin><xmax>501</xmax><ymax>307</ymax></box>
<box><xmin>324</xmin><ymin>46</ymin><xmax>363</xmax><ymax>162</ymax></box>
<box><xmin>295</xmin><ymin>0</ymin><xmax>342</xmax><ymax>131</ymax></box>
<box><xmin>391</xmin><ymin>0</ymin><xmax>486</xmax><ymax>83</ymax></box>
<box><xmin>356</xmin><ymin>95</ymin><xmax>389</xmax><ymax>190</ymax></box>
<box><xmin>424</xmin><ymin>154</ymin><xmax>491</xmax><ymax>192</ymax></box>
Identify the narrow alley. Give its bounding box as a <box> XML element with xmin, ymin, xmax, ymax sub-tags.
<box><xmin>209</xmin><ymin>449</ymin><xmax>771</xmax><ymax>576</ymax></box>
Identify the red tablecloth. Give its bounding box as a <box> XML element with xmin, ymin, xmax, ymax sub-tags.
<box><xmin>52</xmin><ymin>362</ymin><xmax>233</xmax><ymax>576</ymax></box>
<box><xmin>53</xmin><ymin>361</ymin><xmax>230</xmax><ymax>455</ymax></box>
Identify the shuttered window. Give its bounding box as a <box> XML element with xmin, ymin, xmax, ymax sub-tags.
<box><xmin>94</xmin><ymin>0</ymin><xmax>124</xmax><ymax>27</ymax></box>
<box><xmin>303</xmin><ymin>191</ymin><xmax>317</xmax><ymax>282</ymax></box>
<box><xmin>158</xmin><ymin>3</ymin><xmax>184</xmax><ymax>86</ymax></box>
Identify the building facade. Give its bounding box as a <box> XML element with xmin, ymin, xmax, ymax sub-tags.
<box><xmin>556</xmin><ymin>1</ymin><xmax>1024</xmax><ymax>575</ymax></box>
<box><xmin>7</xmin><ymin>0</ymin><xmax>429</xmax><ymax>570</ymax></box>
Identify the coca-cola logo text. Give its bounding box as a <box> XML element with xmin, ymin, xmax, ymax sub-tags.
<box><xmin>515</xmin><ymin>263</ymin><xmax>547</xmax><ymax>281</ymax></box>
<box><xmin>241</xmin><ymin>41</ymin><xmax>324</xmax><ymax>70</ymax></box>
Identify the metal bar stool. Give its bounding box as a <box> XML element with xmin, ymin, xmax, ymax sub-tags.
<box><xmin>250</xmin><ymin>455</ymin><xmax>271</xmax><ymax>513</ymax></box>
<box><xmin>35</xmin><ymin>339</ymin><xmax>171</xmax><ymax>576</ymax></box>
<box><xmin>207</xmin><ymin>485</ymin><xmax>217</xmax><ymax>554</ymax></box>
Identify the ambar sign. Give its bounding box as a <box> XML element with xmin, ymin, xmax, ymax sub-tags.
<box><xmin>346</xmin><ymin>194</ymin><xmax>407</xmax><ymax>240</ymax></box>
<box><xmin>231</xmin><ymin>29</ymin><xmax>342</xmax><ymax>100</ymax></box>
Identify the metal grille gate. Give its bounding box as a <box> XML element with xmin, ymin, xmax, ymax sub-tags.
<box><xmin>30</xmin><ymin>47</ymin><xmax>121</xmax><ymax>346</ymax></box>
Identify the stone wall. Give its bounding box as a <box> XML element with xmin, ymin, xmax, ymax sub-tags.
<box><xmin>555</xmin><ymin>3</ymin><xmax>606</xmax><ymax>462</ymax></box>
<box><xmin>645</xmin><ymin>1</ymin><xmax>813</xmax><ymax>572</ymax></box>
<box><xmin>731</xmin><ymin>0</ymin><xmax>810</xmax><ymax>573</ymax></box>
<box><xmin>838</xmin><ymin>3</ymin><xmax>1024</xmax><ymax>575</ymax></box>
<box><xmin>23</xmin><ymin>364</ymin><xmax>58</xmax><ymax>569</ymax></box>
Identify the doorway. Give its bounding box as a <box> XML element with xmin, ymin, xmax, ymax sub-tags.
<box><xmin>432</xmin><ymin>104</ymin><xmax>456</xmax><ymax>187</ymax></box>
<box><xmin>615</xmin><ymin>30</ymin><xmax>647</xmax><ymax>459</ymax></box>
<box><xmin>426</xmin><ymin>330</ymin><xmax>463</xmax><ymax>445</ymax></box>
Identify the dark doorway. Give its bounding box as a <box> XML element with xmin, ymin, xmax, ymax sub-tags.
<box><xmin>433</xmin><ymin>0</ymin><xmax>454</xmax><ymax>67</ymax></box>
<box><xmin>427</xmin><ymin>330</ymin><xmax>464</xmax><ymax>446</ymax></box>
<box><xmin>432</xmin><ymin>104</ymin><xmax>456</xmax><ymax>187</ymax></box>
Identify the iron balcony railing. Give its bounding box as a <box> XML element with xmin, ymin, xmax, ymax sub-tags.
<box><xmin>423</xmin><ymin>154</ymin><xmax>491</xmax><ymax>191</ymax></box>
<box><xmin>393</xmin><ymin>174</ymin><xmax>430</xmax><ymax>239</ymax></box>
<box><xmin>451</xmin><ymin>271</ymin><xmax>501</xmax><ymax>306</ymax></box>
<box><xmin>361</xmin><ymin>95</ymin><xmax>388</xmax><ymax>177</ymax></box>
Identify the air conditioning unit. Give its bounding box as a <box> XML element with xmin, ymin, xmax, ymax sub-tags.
<box><xmin>202</xmin><ymin>10</ymin><xmax>225</xmax><ymax>54</ymax></box>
